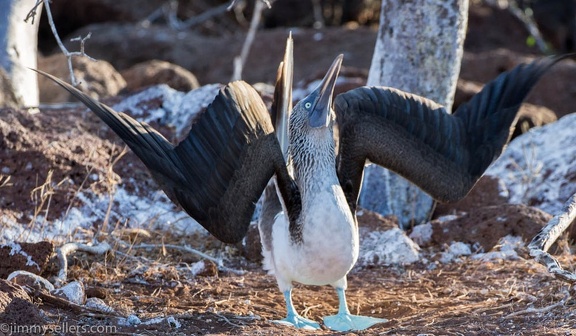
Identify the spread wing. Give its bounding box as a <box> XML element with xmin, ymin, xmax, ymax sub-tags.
<box><xmin>36</xmin><ymin>70</ymin><xmax>295</xmax><ymax>244</ymax></box>
<box><xmin>335</xmin><ymin>55</ymin><xmax>567</xmax><ymax>210</ymax></box>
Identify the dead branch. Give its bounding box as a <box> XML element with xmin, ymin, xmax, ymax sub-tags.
<box><xmin>26</xmin><ymin>0</ymin><xmax>97</xmax><ymax>86</ymax></box>
<box><xmin>0</xmin><ymin>174</ymin><xmax>12</xmax><ymax>188</ymax></box>
<box><xmin>528</xmin><ymin>192</ymin><xmax>576</xmax><ymax>283</ymax></box>
<box><xmin>143</xmin><ymin>0</ymin><xmax>271</xmax><ymax>31</ymax></box>
<box><xmin>228</xmin><ymin>0</ymin><xmax>272</xmax><ymax>11</ymax></box>
<box><xmin>23</xmin><ymin>0</ymin><xmax>43</xmax><ymax>24</ymax></box>
<box><xmin>504</xmin><ymin>290</ymin><xmax>570</xmax><ymax>318</ymax></box>
<box><xmin>166</xmin><ymin>1</ymin><xmax>230</xmax><ymax>30</ymax></box>
<box><xmin>55</xmin><ymin>241</ymin><xmax>111</xmax><ymax>287</ymax></box>
<box><xmin>131</xmin><ymin>243</ymin><xmax>246</xmax><ymax>275</ymax></box>
<box><xmin>231</xmin><ymin>0</ymin><xmax>266</xmax><ymax>81</ymax></box>
<box><xmin>34</xmin><ymin>288</ymin><xmax>120</xmax><ymax>316</ymax></box>
<box><xmin>483</xmin><ymin>0</ymin><xmax>550</xmax><ymax>53</ymax></box>
<box><xmin>7</xmin><ymin>270</ymin><xmax>55</xmax><ymax>292</ymax></box>
<box><xmin>94</xmin><ymin>146</ymin><xmax>127</xmax><ymax>238</ymax></box>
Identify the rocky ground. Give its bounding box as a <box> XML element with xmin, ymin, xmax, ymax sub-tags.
<box><xmin>1</xmin><ymin>1</ymin><xmax>576</xmax><ymax>335</ymax></box>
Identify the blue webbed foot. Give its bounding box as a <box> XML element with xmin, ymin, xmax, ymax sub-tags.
<box><xmin>274</xmin><ymin>289</ymin><xmax>320</xmax><ymax>330</ymax></box>
<box><xmin>324</xmin><ymin>287</ymin><xmax>388</xmax><ymax>331</ymax></box>
<box><xmin>323</xmin><ymin>312</ymin><xmax>387</xmax><ymax>331</ymax></box>
<box><xmin>273</xmin><ymin>314</ymin><xmax>321</xmax><ymax>330</ymax></box>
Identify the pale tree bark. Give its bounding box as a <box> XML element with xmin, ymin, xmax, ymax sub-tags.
<box><xmin>360</xmin><ymin>0</ymin><xmax>469</xmax><ymax>229</ymax></box>
<box><xmin>0</xmin><ymin>0</ymin><xmax>41</xmax><ymax>108</ymax></box>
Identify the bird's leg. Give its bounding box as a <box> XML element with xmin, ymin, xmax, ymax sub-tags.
<box><xmin>272</xmin><ymin>289</ymin><xmax>320</xmax><ymax>330</ymax></box>
<box><xmin>323</xmin><ymin>286</ymin><xmax>388</xmax><ymax>331</ymax></box>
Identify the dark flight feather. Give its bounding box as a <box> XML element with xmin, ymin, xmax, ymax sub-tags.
<box><xmin>36</xmin><ymin>70</ymin><xmax>293</xmax><ymax>243</ymax></box>
<box><xmin>335</xmin><ymin>55</ymin><xmax>567</xmax><ymax>209</ymax></box>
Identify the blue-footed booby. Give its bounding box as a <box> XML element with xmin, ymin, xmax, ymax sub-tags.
<box><xmin>35</xmin><ymin>36</ymin><xmax>567</xmax><ymax>331</ymax></box>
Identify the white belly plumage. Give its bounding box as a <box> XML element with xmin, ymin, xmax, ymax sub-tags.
<box><xmin>261</xmin><ymin>188</ymin><xmax>359</xmax><ymax>292</ymax></box>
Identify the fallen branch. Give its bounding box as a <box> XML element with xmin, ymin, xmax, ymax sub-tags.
<box><xmin>55</xmin><ymin>241</ymin><xmax>111</xmax><ymax>287</ymax></box>
<box><xmin>35</xmin><ymin>288</ymin><xmax>119</xmax><ymax>316</ymax></box>
<box><xmin>504</xmin><ymin>290</ymin><xmax>570</xmax><ymax>318</ymax></box>
<box><xmin>143</xmin><ymin>0</ymin><xmax>272</xmax><ymax>31</ymax></box>
<box><xmin>131</xmin><ymin>243</ymin><xmax>246</xmax><ymax>275</ymax></box>
<box><xmin>528</xmin><ymin>192</ymin><xmax>576</xmax><ymax>283</ymax></box>
<box><xmin>7</xmin><ymin>270</ymin><xmax>55</xmax><ymax>292</ymax></box>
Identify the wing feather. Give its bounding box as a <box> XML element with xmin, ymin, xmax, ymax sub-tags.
<box><xmin>335</xmin><ymin>55</ymin><xmax>567</xmax><ymax>208</ymax></box>
<box><xmin>37</xmin><ymin>70</ymin><xmax>291</xmax><ymax>243</ymax></box>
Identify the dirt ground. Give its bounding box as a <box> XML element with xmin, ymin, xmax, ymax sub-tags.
<box><xmin>2</xmin><ymin>1</ymin><xmax>576</xmax><ymax>335</ymax></box>
<box><xmin>39</xmin><ymin>247</ymin><xmax>576</xmax><ymax>335</ymax></box>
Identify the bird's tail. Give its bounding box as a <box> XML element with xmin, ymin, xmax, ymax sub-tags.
<box><xmin>270</xmin><ymin>33</ymin><xmax>294</xmax><ymax>160</ymax></box>
<box><xmin>259</xmin><ymin>34</ymin><xmax>295</xmax><ymax>247</ymax></box>
<box><xmin>455</xmin><ymin>54</ymin><xmax>570</xmax><ymax>179</ymax></box>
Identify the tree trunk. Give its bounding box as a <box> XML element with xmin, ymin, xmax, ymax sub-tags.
<box><xmin>360</xmin><ymin>0</ymin><xmax>469</xmax><ymax>229</ymax></box>
<box><xmin>0</xmin><ymin>0</ymin><xmax>41</xmax><ymax>108</ymax></box>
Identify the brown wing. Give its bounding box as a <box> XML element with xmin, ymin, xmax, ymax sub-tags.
<box><xmin>335</xmin><ymin>55</ymin><xmax>567</xmax><ymax>211</ymax></box>
<box><xmin>36</xmin><ymin>70</ymin><xmax>297</xmax><ymax>244</ymax></box>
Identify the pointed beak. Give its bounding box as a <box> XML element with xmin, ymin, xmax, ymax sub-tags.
<box><xmin>309</xmin><ymin>54</ymin><xmax>343</xmax><ymax>128</ymax></box>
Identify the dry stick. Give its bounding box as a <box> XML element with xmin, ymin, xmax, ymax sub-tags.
<box><xmin>0</xmin><ymin>175</ymin><xmax>12</xmax><ymax>188</ymax></box>
<box><xmin>213</xmin><ymin>312</ymin><xmax>244</xmax><ymax>328</ymax></box>
<box><xmin>166</xmin><ymin>1</ymin><xmax>230</xmax><ymax>30</ymax></box>
<box><xmin>55</xmin><ymin>241</ymin><xmax>111</xmax><ymax>287</ymax></box>
<box><xmin>24</xmin><ymin>170</ymin><xmax>55</xmax><ymax>242</ymax></box>
<box><xmin>504</xmin><ymin>291</ymin><xmax>570</xmax><ymax>319</ymax></box>
<box><xmin>35</xmin><ymin>0</ymin><xmax>97</xmax><ymax>85</ymax></box>
<box><xmin>24</xmin><ymin>0</ymin><xmax>44</xmax><ymax>24</ymax></box>
<box><xmin>228</xmin><ymin>0</ymin><xmax>272</xmax><ymax>11</ymax></box>
<box><xmin>528</xmin><ymin>192</ymin><xmax>576</xmax><ymax>283</ymax></box>
<box><xmin>146</xmin><ymin>0</ymin><xmax>270</xmax><ymax>30</ymax></box>
<box><xmin>231</xmin><ymin>0</ymin><xmax>266</xmax><ymax>81</ymax></box>
<box><xmin>311</xmin><ymin>0</ymin><xmax>324</xmax><ymax>28</ymax></box>
<box><xmin>483</xmin><ymin>0</ymin><xmax>550</xmax><ymax>53</ymax></box>
<box><xmin>130</xmin><ymin>243</ymin><xmax>246</xmax><ymax>275</ymax></box>
<box><xmin>7</xmin><ymin>270</ymin><xmax>55</xmax><ymax>292</ymax></box>
<box><xmin>95</xmin><ymin>146</ymin><xmax>127</xmax><ymax>239</ymax></box>
<box><xmin>35</xmin><ymin>288</ymin><xmax>120</xmax><ymax>316</ymax></box>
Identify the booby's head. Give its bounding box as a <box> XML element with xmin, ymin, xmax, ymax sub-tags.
<box><xmin>289</xmin><ymin>55</ymin><xmax>343</xmax><ymax>183</ymax></box>
<box><xmin>292</xmin><ymin>54</ymin><xmax>343</xmax><ymax>129</ymax></box>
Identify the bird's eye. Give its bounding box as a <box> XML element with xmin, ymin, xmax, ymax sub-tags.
<box><xmin>304</xmin><ymin>102</ymin><xmax>312</xmax><ymax>109</ymax></box>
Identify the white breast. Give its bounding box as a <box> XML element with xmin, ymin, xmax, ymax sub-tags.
<box><xmin>262</xmin><ymin>185</ymin><xmax>358</xmax><ymax>292</ymax></box>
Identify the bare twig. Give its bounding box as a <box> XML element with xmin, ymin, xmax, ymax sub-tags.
<box><xmin>23</xmin><ymin>0</ymin><xmax>43</xmax><ymax>24</ymax></box>
<box><xmin>213</xmin><ymin>312</ymin><xmax>244</xmax><ymax>328</ymax></box>
<box><xmin>130</xmin><ymin>243</ymin><xmax>246</xmax><ymax>275</ymax></box>
<box><xmin>311</xmin><ymin>0</ymin><xmax>324</xmax><ymax>28</ymax></box>
<box><xmin>30</xmin><ymin>0</ymin><xmax>97</xmax><ymax>85</ymax></box>
<box><xmin>528</xmin><ymin>192</ymin><xmax>576</xmax><ymax>283</ymax></box>
<box><xmin>228</xmin><ymin>0</ymin><xmax>272</xmax><ymax>11</ymax></box>
<box><xmin>55</xmin><ymin>241</ymin><xmax>112</xmax><ymax>287</ymax></box>
<box><xmin>504</xmin><ymin>290</ymin><xmax>570</xmax><ymax>318</ymax></box>
<box><xmin>483</xmin><ymin>0</ymin><xmax>550</xmax><ymax>53</ymax></box>
<box><xmin>166</xmin><ymin>1</ymin><xmax>230</xmax><ymax>30</ymax></box>
<box><xmin>25</xmin><ymin>170</ymin><xmax>55</xmax><ymax>241</ymax></box>
<box><xmin>0</xmin><ymin>174</ymin><xmax>12</xmax><ymax>188</ymax></box>
<box><xmin>35</xmin><ymin>288</ymin><xmax>120</xmax><ymax>316</ymax></box>
<box><xmin>94</xmin><ymin>146</ymin><xmax>127</xmax><ymax>239</ymax></box>
<box><xmin>143</xmin><ymin>0</ymin><xmax>271</xmax><ymax>30</ymax></box>
<box><xmin>7</xmin><ymin>270</ymin><xmax>55</xmax><ymax>292</ymax></box>
<box><xmin>231</xmin><ymin>0</ymin><xmax>266</xmax><ymax>81</ymax></box>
